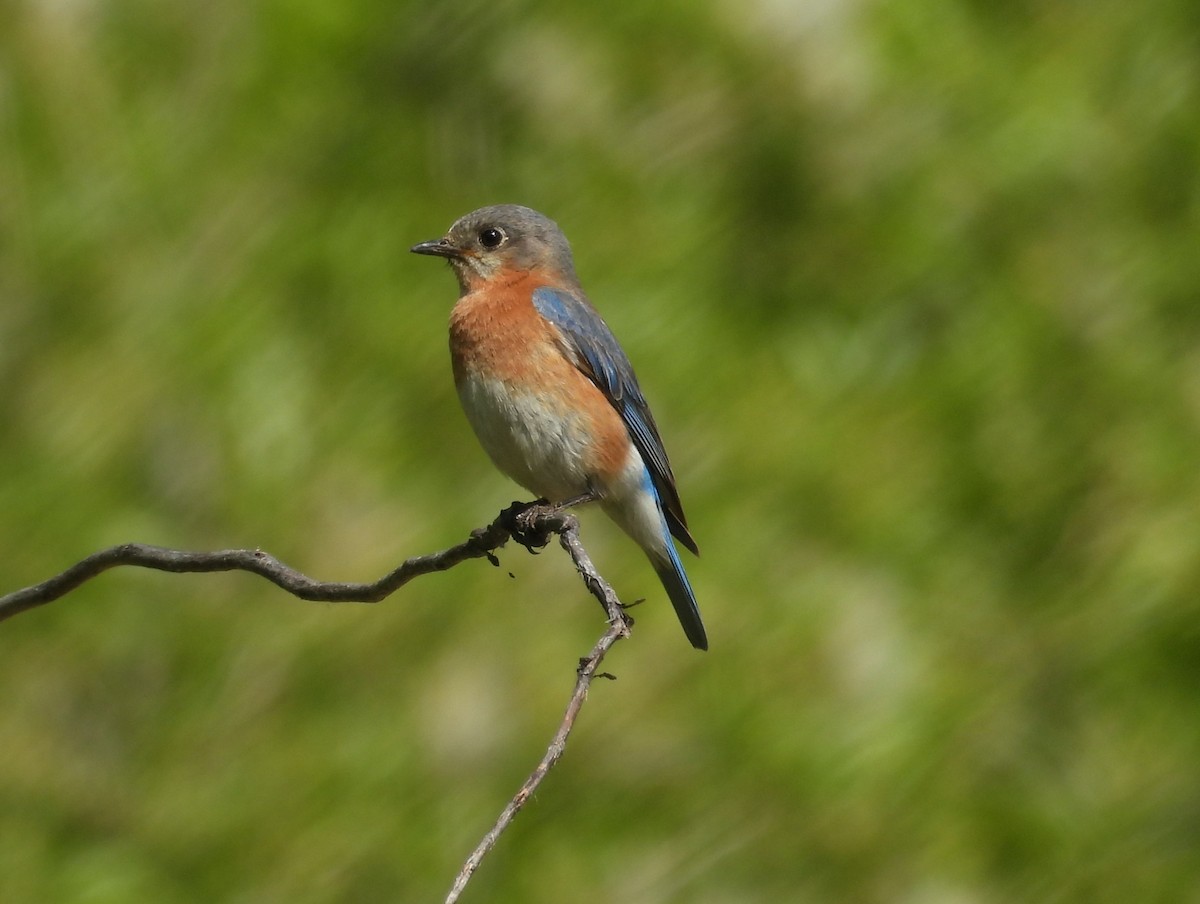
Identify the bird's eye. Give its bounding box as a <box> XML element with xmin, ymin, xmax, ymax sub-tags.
<box><xmin>479</xmin><ymin>227</ymin><xmax>505</xmax><ymax>249</ymax></box>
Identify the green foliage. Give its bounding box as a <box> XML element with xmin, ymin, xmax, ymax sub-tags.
<box><xmin>3</xmin><ymin>0</ymin><xmax>1199</xmax><ymax>901</ymax></box>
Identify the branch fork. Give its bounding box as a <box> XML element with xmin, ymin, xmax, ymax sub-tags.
<box><xmin>0</xmin><ymin>501</ymin><xmax>634</xmax><ymax>902</ymax></box>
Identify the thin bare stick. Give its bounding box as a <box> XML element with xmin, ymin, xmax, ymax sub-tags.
<box><xmin>445</xmin><ymin>518</ymin><xmax>633</xmax><ymax>904</ymax></box>
<box><xmin>0</xmin><ymin>502</ymin><xmax>546</xmax><ymax>624</ymax></box>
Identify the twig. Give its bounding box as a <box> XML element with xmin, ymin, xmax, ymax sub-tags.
<box><xmin>0</xmin><ymin>500</ymin><xmax>637</xmax><ymax>903</ymax></box>
<box><xmin>445</xmin><ymin>517</ymin><xmax>633</xmax><ymax>904</ymax></box>
<box><xmin>444</xmin><ymin>622</ymin><xmax>626</xmax><ymax>903</ymax></box>
<box><xmin>0</xmin><ymin>502</ymin><xmax>540</xmax><ymax>624</ymax></box>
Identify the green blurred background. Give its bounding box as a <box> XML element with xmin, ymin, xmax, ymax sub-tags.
<box><xmin>3</xmin><ymin>1</ymin><xmax>1199</xmax><ymax>901</ymax></box>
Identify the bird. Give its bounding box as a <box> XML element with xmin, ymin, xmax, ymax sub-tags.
<box><xmin>411</xmin><ymin>204</ymin><xmax>706</xmax><ymax>650</ymax></box>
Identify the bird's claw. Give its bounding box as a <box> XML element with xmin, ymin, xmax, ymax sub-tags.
<box><xmin>501</xmin><ymin>499</ymin><xmax>554</xmax><ymax>554</ymax></box>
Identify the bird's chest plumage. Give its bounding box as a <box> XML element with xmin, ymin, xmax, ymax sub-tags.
<box><xmin>449</xmin><ymin>284</ymin><xmax>624</xmax><ymax>500</ymax></box>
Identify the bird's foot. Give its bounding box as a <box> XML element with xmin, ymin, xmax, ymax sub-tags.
<box><xmin>502</xmin><ymin>499</ymin><xmax>555</xmax><ymax>553</ymax></box>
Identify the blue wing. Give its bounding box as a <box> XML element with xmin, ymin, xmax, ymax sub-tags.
<box><xmin>532</xmin><ymin>286</ymin><xmax>698</xmax><ymax>555</ymax></box>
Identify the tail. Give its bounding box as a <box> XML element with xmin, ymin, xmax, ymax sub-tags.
<box><xmin>651</xmin><ymin>541</ymin><xmax>708</xmax><ymax>651</ymax></box>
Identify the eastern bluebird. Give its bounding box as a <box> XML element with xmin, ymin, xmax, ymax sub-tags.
<box><xmin>411</xmin><ymin>205</ymin><xmax>706</xmax><ymax>650</ymax></box>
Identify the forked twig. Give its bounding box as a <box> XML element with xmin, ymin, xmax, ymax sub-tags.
<box><xmin>0</xmin><ymin>501</ymin><xmax>635</xmax><ymax>901</ymax></box>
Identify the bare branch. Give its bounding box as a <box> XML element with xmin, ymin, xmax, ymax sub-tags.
<box><xmin>446</xmin><ymin>514</ymin><xmax>633</xmax><ymax>904</ymax></box>
<box><xmin>0</xmin><ymin>499</ymin><xmax>638</xmax><ymax>903</ymax></box>
<box><xmin>0</xmin><ymin>503</ymin><xmax>533</xmax><ymax>624</ymax></box>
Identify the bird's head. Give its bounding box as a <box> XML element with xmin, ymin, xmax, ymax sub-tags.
<box><xmin>411</xmin><ymin>204</ymin><xmax>579</xmax><ymax>294</ymax></box>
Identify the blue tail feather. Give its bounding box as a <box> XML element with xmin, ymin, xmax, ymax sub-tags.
<box><xmin>652</xmin><ymin>540</ymin><xmax>707</xmax><ymax>651</ymax></box>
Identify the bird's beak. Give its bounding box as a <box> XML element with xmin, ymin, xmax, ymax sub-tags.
<box><xmin>410</xmin><ymin>238</ymin><xmax>463</xmax><ymax>259</ymax></box>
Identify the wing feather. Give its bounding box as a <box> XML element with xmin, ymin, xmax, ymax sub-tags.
<box><xmin>532</xmin><ymin>286</ymin><xmax>697</xmax><ymax>554</ymax></box>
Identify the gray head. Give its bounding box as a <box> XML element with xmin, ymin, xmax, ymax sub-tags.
<box><xmin>411</xmin><ymin>204</ymin><xmax>579</xmax><ymax>295</ymax></box>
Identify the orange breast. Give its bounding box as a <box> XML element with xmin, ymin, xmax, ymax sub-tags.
<box><xmin>449</xmin><ymin>271</ymin><xmax>558</xmax><ymax>386</ymax></box>
<box><xmin>448</xmin><ymin>270</ymin><xmax>632</xmax><ymax>487</ymax></box>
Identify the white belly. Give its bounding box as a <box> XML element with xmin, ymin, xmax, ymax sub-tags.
<box><xmin>458</xmin><ymin>371</ymin><xmax>669</xmax><ymax>556</ymax></box>
<box><xmin>456</xmin><ymin>373</ymin><xmax>594</xmax><ymax>502</ymax></box>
